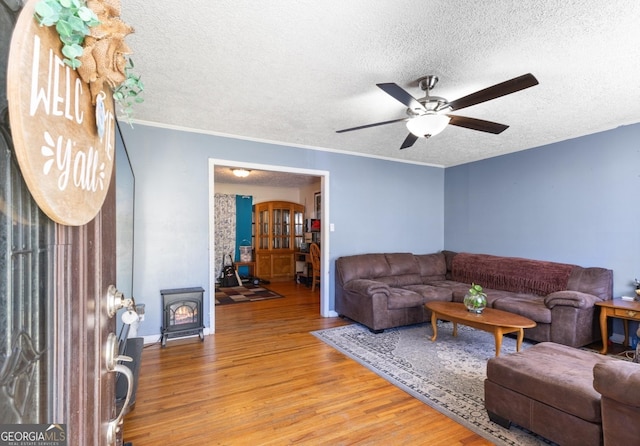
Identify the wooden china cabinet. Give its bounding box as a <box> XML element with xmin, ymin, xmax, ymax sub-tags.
<box><xmin>254</xmin><ymin>201</ymin><xmax>304</xmax><ymax>281</ymax></box>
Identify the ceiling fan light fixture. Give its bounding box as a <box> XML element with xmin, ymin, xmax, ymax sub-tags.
<box><xmin>406</xmin><ymin>114</ymin><xmax>451</xmax><ymax>139</ymax></box>
<box><xmin>232</xmin><ymin>168</ymin><xmax>251</xmax><ymax>178</ymax></box>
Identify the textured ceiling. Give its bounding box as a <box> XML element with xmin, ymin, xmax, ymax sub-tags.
<box><xmin>121</xmin><ymin>1</ymin><xmax>640</xmax><ymax>168</ymax></box>
<box><xmin>214</xmin><ymin>165</ymin><xmax>320</xmax><ymax>187</ymax></box>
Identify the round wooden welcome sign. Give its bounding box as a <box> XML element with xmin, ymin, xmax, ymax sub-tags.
<box><xmin>7</xmin><ymin>0</ymin><xmax>115</xmax><ymax>226</ymax></box>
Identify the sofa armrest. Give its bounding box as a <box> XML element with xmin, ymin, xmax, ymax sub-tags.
<box><xmin>544</xmin><ymin>290</ymin><xmax>600</xmax><ymax>309</ymax></box>
<box><xmin>343</xmin><ymin>279</ymin><xmax>390</xmax><ymax>297</ymax></box>
<box><xmin>593</xmin><ymin>361</ymin><xmax>640</xmax><ymax>408</ymax></box>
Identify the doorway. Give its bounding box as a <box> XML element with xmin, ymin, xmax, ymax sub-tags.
<box><xmin>208</xmin><ymin>159</ymin><xmax>331</xmax><ymax>333</ymax></box>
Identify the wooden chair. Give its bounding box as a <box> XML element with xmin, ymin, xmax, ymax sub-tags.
<box><xmin>310</xmin><ymin>243</ymin><xmax>321</xmax><ymax>292</ymax></box>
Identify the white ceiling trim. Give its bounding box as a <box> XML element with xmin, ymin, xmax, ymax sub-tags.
<box><xmin>130</xmin><ymin>119</ymin><xmax>445</xmax><ymax>168</ymax></box>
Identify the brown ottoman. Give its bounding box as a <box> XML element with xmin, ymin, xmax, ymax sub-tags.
<box><xmin>484</xmin><ymin>342</ymin><xmax>618</xmax><ymax>446</ymax></box>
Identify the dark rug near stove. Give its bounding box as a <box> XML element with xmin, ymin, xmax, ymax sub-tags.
<box><xmin>214</xmin><ymin>284</ymin><xmax>283</xmax><ymax>305</ymax></box>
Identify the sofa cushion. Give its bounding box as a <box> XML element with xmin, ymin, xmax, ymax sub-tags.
<box><xmin>377</xmin><ymin>274</ymin><xmax>423</xmax><ymax>287</ymax></box>
<box><xmin>385</xmin><ymin>253</ymin><xmax>419</xmax><ymax>275</ymax></box>
<box><xmin>424</xmin><ymin>280</ymin><xmax>470</xmax><ymax>302</ymax></box>
<box><xmin>486</xmin><ymin>342</ymin><xmax>617</xmax><ymax>423</ymax></box>
<box><xmin>480</xmin><ymin>289</ymin><xmax>517</xmax><ymax>306</ymax></box>
<box><xmin>337</xmin><ymin>254</ymin><xmax>390</xmax><ymax>284</ymax></box>
<box><xmin>414</xmin><ymin>253</ymin><xmax>447</xmax><ymax>281</ymax></box>
<box><xmin>387</xmin><ymin>288</ymin><xmax>423</xmax><ymax>309</ymax></box>
<box><xmin>442</xmin><ymin>250</ymin><xmax>457</xmax><ymax>279</ymax></box>
<box><xmin>403</xmin><ymin>284</ymin><xmax>452</xmax><ymax>302</ymax></box>
<box><xmin>491</xmin><ymin>294</ymin><xmax>552</xmax><ymax>323</ymax></box>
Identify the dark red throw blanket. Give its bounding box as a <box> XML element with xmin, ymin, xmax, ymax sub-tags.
<box><xmin>451</xmin><ymin>253</ymin><xmax>574</xmax><ymax>295</ymax></box>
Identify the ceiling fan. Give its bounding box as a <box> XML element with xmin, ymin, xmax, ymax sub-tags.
<box><xmin>336</xmin><ymin>73</ymin><xmax>539</xmax><ymax>150</ymax></box>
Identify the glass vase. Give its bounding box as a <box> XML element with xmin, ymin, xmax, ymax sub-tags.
<box><xmin>464</xmin><ymin>293</ymin><xmax>487</xmax><ymax>314</ymax></box>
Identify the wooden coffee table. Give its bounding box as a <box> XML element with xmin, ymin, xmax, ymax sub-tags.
<box><xmin>425</xmin><ymin>301</ymin><xmax>536</xmax><ymax>357</ymax></box>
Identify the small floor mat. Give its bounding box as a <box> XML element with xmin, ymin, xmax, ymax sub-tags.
<box><xmin>214</xmin><ymin>284</ymin><xmax>283</xmax><ymax>305</ymax></box>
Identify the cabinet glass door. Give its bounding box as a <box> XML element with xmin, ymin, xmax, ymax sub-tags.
<box><xmin>272</xmin><ymin>209</ymin><xmax>281</xmax><ymax>249</ymax></box>
<box><xmin>294</xmin><ymin>210</ymin><xmax>303</xmax><ymax>249</ymax></box>
<box><xmin>259</xmin><ymin>209</ymin><xmax>269</xmax><ymax>249</ymax></box>
<box><xmin>282</xmin><ymin>210</ymin><xmax>290</xmax><ymax>249</ymax></box>
<box><xmin>272</xmin><ymin>208</ymin><xmax>291</xmax><ymax>249</ymax></box>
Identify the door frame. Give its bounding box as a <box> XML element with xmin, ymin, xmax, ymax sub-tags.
<box><xmin>208</xmin><ymin>158</ymin><xmax>331</xmax><ymax>333</ymax></box>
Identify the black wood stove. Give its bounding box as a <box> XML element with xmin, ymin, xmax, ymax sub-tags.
<box><xmin>160</xmin><ymin>287</ymin><xmax>205</xmax><ymax>347</ymax></box>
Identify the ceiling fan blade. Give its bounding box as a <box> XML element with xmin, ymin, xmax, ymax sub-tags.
<box><xmin>376</xmin><ymin>83</ymin><xmax>425</xmax><ymax>111</ymax></box>
<box><xmin>336</xmin><ymin>117</ymin><xmax>408</xmax><ymax>133</ymax></box>
<box><xmin>399</xmin><ymin>133</ymin><xmax>418</xmax><ymax>150</ymax></box>
<box><xmin>447</xmin><ymin>73</ymin><xmax>539</xmax><ymax>111</ymax></box>
<box><xmin>448</xmin><ymin>115</ymin><xmax>509</xmax><ymax>134</ymax></box>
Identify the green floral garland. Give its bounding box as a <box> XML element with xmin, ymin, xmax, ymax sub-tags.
<box><xmin>34</xmin><ymin>0</ymin><xmax>143</xmax><ymax>122</ymax></box>
<box><xmin>34</xmin><ymin>0</ymin><xmax>98</xmax><ymax>69</ymax></box>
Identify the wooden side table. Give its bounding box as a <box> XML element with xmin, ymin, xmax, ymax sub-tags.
<box><xmin>595</xmin><ymin>299</ymin><xmax>640</xmax><ymax>354</ymax></box>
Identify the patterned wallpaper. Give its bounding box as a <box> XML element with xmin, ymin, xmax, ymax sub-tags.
<box><xmin>214</xmin><ymin>193</ymin><xmax>236</xmax><ymax>282</ymax></box>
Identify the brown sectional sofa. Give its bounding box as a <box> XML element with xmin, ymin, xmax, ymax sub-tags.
<box><xmin>335</xmin><ymin>250</ymin><xmax>613</xmax><ymax>347</ymax></box>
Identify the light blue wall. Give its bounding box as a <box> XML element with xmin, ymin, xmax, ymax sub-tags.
<box><xmin>445</xmin><ymin>123</ymin><xmax>640</xmax><ymax>298</ymax></box>
<box><xmin>119</xmin><ymin>124</ymin><xmax>445</xmax><ymax>337</ymax></box>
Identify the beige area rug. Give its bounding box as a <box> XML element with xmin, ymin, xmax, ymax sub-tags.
<box><xmin>312</xmin><ymin>322</ymin><xmax>559</xmax><ymax>446</ymax></box>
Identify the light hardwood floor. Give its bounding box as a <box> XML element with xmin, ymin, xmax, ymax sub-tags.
<box><xmin>123</xmin><ymin>281</ymin><xmax>491</xmax><ymax>445</ymax></box>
